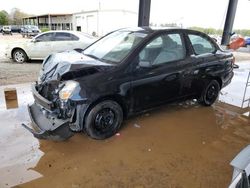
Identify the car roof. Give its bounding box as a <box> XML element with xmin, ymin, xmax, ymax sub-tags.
<box><xmin>116</xmin><ymin>27</ymin><xmax>206</xmax><ymax>36</ymax></box>
<box><xmin>42</xmin><ymin>30</ymin><xmax>84</xmax><ymax>34</ymax></box>
<box><xmin>36</xmin><ymin>30</ymin><xmax>95</xmax><ymax>39</ymax></box>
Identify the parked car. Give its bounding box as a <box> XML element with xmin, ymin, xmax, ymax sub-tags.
<box><xmin>2</xmin><ymin>25</ymin><xmax>12</xmax><ymax>35</ymax></box>
<box><xmin>228</xmin><ymin>145</ymin><xmax>250</xmax><ymax>188</ymax></box>
<box><xmin>22</xmin><ymin>27</ymin><xmax>234</xmax><ymax>141</ymax></box>
<box><xmin>11</xmin><ymin>25</ymin><xmax>22</xmax><ymax>33</ymax></box>
<box><xmin>21</xmin><ymin>25</ymin><xmax>40</xmax><ymax>38</ymax></box>
<box><xmin>244</xmin><ymin>37</ymin><xmax>250</xmax><ymax>46</ymax></box>
<box><xmin>5</xmin><ymin>30</ymin><xmax>96</xmax><ymax>63</ymax></box>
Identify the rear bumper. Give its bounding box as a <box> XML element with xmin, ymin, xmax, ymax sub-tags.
<box><xmin>222</xmin><ymin>71</ymin><xmax>234</xmax><ymax>88</ymax></box>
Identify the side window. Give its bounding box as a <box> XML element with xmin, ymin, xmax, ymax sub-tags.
<box><xmin>139</xmin><ymin>33</ymin><xmax>186</xmax><ymax>66</ymax></box>
<box><xmin>54</xmin><ymin>32</ymin><xmax>79</xmax><ymax>41</ymax></box>
<box><xmin>188</xmin><ymin>34</ymin><xmax>216</xmax><ymax>55</ymax></box>
<box><xmin>70</xmin><ymin>34</ymin><xmax>79</xmax><ymax>41</ymax></box>
<box><xmin>36</xmin><ymin>33</ymin><xmax>54</xmax><ymax>42</ymax></box>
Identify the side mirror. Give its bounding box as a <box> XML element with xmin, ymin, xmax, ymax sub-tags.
<box><xmin>139</xmin><ymin>61</ymin><xmax>152</xmax><ymax>68</ymax></box>
<box><xmin>32</xmin><ymin>38</ymin><xmax>41</xmax><ymax>43</ymax></box>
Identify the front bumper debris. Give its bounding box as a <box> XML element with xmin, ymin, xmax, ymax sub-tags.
<box><xmin>22</xmin><ymin>103</ymin><xmax>74</xmax><ymax>141</ymax></box>
<box><xmin>31</xmin><ymin>84</ymin><xmax>54</xmax><ymax>110</ymax></box>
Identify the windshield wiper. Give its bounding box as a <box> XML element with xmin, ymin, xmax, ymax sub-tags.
<box><xmin>100</xmin><ymin>58</ymin><xmax>116</xmax><ymax>64</ymax></box>
<box><xmin>84</xmin><ymin>54</ymin><xmax>116</xmax><ymax>64</ymax></box>
<box><xmin>84</xmin><ymin>54</ymin><xmax>101</xmax><ymax>61</ymax></box>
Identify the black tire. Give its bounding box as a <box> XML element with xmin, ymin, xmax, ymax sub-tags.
<box><xmin>84</xmin><ymin>100</ymin><xmax>123</xmax><ymax>140</ymax></box>
<box><xmin>198</xmin><ymin>80</ymin><xmax>220</xmax><ymax>106</ymax></box>
<box><xmin>12</xmin><ymin>49</ymin><xmax>28</xmax><ymax>63</ymax></box>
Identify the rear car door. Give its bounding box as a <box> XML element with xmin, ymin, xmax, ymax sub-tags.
<box><xmin>52</xmin><ymin>32</ymin><xmax>80</xmax><ymax>52</ymax></box>
<box><xmin>131</xmin><ymin>32</ymin><xmax>188</xmax><ymax>112</ymax></box>
<box><xmin>185</xmin><ymin>32</ymin><xmax>224</xmax><ymax>95</ymax></box>
<box><xmin>27</xmin><ymin>32</ymin><xmax>54</xmax><ymax>59</ymax></box>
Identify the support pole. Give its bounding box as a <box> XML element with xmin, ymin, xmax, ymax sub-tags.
<box><xmin>221</xmin><ymin>0</ymin><xmax>239</xmax><ymax>45</ymax></box>
<box><xmin>37</xmin><ymin>17</ymin><xmax>39</xmax><ymax>27</ymax></box>
<box><xmin>138</xmin><ymin>0</ymin><xmax>151</xmax><ymax>27</ymax></box>
<box><xmin>48</xmin><ymin>14</ymin><xmax>51</xmax><ymax>30</ymax></box>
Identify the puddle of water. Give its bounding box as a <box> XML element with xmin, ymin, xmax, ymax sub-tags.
<box><xmin>0</xmin><ymin>62</ymin><xmax>249</xmax><ymax>187</ymax></box>
<box><xmin>219</xmin><ymin>61</ymin><xmax>250</xmax><ymax>108</ymax></box>
<box><xmin>0</xmin><ymin>83</ymin><xmax>43</xmax><ymax>188</ymax></box>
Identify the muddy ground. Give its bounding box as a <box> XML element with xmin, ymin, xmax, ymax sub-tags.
<box><xmin>0</xmin><ymin>33</ymin><xmax>250</xmax><ymax>188</ymax></box>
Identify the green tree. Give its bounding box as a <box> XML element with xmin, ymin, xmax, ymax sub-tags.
<box><xmin>9</xmin><ymin>8</ymin><xmax>31</xmax><ymax>25</ymax></box>
<box><xmin>0</xmin><ymin>11</ymin><xmax>8</xmax><ymax>25</ymax></box>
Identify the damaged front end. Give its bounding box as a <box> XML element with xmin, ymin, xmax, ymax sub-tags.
<box><xmin>22</xmin><ymin>80</ymin><xmax>85</xmax><ymax>141</ymax></box>
<box><xmin>22</xmin><ymin>50</ymin><xmax>111</xmax><ymax>141</ymax></box>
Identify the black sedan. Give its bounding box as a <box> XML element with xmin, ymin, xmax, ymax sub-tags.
<box><xmin>22</xmin><ymin>27</ymin><xmax>234</xmax><ymax>140</ymax></box>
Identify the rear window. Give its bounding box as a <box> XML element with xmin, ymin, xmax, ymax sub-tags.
<box><xmin>54</xmin><ymin>32</ymin><xmax>79</xmax><ymax>41</ymax></box>
<box><xmin>188</xmin><ymin>34</ymin><xmax>216</xmax><ymax>55</ymax></box>
<box><xmin>36</xmin><ymin>33</ymin><xmax>54</xmax><ymax>42</ymax></box>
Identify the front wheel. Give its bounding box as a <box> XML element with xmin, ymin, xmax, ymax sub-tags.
<box><xmin>198</xmin><ymin>80</ymin><xmax>220</xmax><ymax>106</ymax></box>
<box><xmin>84</xmin><ymin>100</ymin><xmax>123</xmax><ymax>140</ymax></box>
<box><xmin>12</xmin><ymin>49</ymin><xmax>28</xmax><ymax>63</ymax></box>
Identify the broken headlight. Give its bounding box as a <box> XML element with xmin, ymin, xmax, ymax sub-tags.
<box><xmin>59</xmin><ymin>81</ymin><xmax>79</xmax><ymax>100</ymax></box>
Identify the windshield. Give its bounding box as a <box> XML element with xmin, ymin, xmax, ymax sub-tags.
<box><xmin>84</xmin><ymin>30</ymin><xmax>148</xmax><ymax>64</ymax></box>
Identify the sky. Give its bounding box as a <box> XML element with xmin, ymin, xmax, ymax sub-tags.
<box><xmin>1</xmin><ymin>0</ymin><xmax>250</xmax><ymax>29</ymax></box>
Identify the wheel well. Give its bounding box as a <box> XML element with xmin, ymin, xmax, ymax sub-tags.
<box><xmin>213</xmin><ymin>77</ymin><xmax>222</xmax><ymax>89</ymax></box>
<box><xmin>11</xmin><ymin>48</ymin><xmax>28</xmax><ymax>59</ymax></box>
<box><xmin>88</xmin><ymin>95</ymin><xmax>128</xmax><ymax>118</ymax></box>
<box><xmin>196</xmin><ymin>76</ymin><xmax>222</xmax><ymax>98</ymax></box>
<box><xmin>82</xmin><ymin>95</ymin><xmax>128</xmax><ymax>130</ymax></box>
<box><xmin>203</xmin><ymin>76</ymin><xmax>222</xmax><ymax>89</ymax></box>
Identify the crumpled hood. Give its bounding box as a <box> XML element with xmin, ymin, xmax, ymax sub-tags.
<box><xmin>40</xmin><ymin>50</ymin><xmax>113</xmax><ymax>82</ymax></box>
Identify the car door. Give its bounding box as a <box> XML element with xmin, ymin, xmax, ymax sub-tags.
<box><xmin>185</xmin><ymin>32</ymin><xmax>222</xmax><ymax>95</ymax></box>
<box><xmin>27</xmin><ymin>32</ymin><xmax>54</xmax><ymax>59</ymax></box>
<box><xmin>52</xmin><ymin>32</ymin><xmax>79</xmax><ymax>52</ymax></box>
<box><xmin>130</xmin><ymin>32</ymin><xmax>187</xmax><ymax>112</ymax></box>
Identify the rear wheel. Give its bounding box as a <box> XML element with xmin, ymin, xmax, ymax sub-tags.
<box><xmin>198</xmin><ymin>80</ymin><xmax>220</xmax><ymax>106</ymax></box>
<box><xmin>84</xmin><ymin>100</ymin><xmax>123</xmax><ymax>140</ymax></box>
<box><xmin>12</xmin><ymin>49</ymin><xmax>28</xmax><ymax>63</ymax></box>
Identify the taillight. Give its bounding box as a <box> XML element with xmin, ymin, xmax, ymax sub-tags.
<box><xmin>232</xmin><ymin>56</ymin><xmax>239</xmax><ymax>68</ymax></box>
<box><xmin>232</xmin><ymin>56</ymin><xmax>235</xmax><ymax>64</ymax></box>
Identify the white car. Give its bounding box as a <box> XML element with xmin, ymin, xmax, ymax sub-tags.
<box><xmin>228</xmin><ymin>145</ymin><xmax>250</xmax><ymax>188</ymax></box>
<box><xmin>5</xmin><ymin>30</ymin><xmax>96</xmax><ymax>63</ymax></box>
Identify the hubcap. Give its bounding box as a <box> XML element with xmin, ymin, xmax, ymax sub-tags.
<box><xmin>95</xmin><ymin>108</ymin><xmax>115</xmax><ymax>132</ymax></box>
<box><xmin>14</xmin><ymin>51</ymin><xmax>25</xmax><ymax>62</ymax></box>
